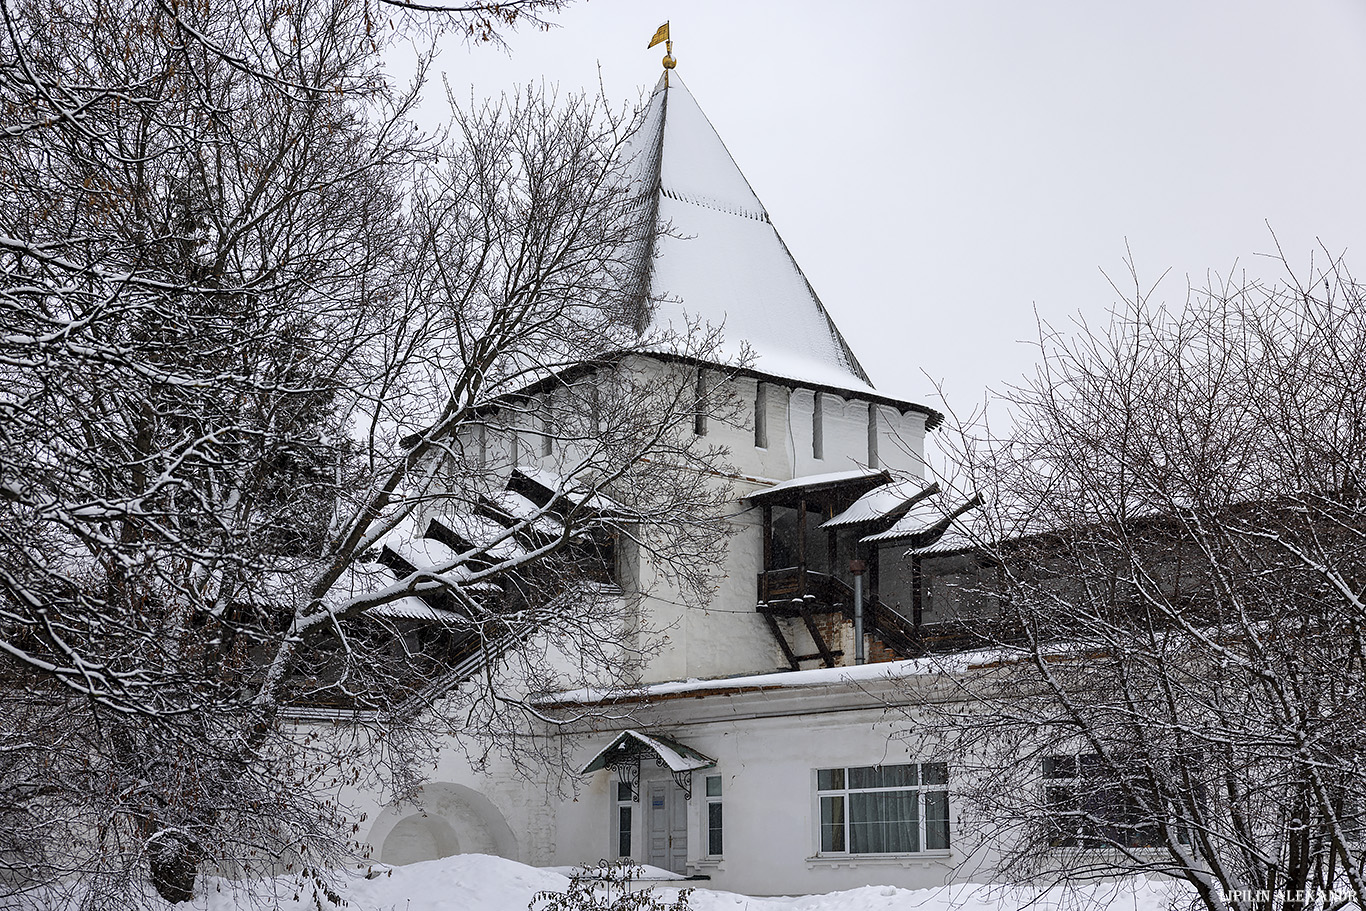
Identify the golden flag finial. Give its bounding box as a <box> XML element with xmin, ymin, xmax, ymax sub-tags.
<box><xmin>648</xmin><ymin>22</ymin><xmax>675</xmax><ymax>82</ymax></box>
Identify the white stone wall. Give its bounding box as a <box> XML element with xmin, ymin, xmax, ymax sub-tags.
<box><xmin>544</xmin><ymin>680</ymin><xmax>996</xmax><ymax>895</ymax></box>
<box><xmin>354</xmin><ymin>357</ymin><xmax>952</xmax><ymax>887</ymax></box>
<box><xmin>629</xmin><ymin>365</ymin><xmax>931</xmax><ymax>683</ymax></box>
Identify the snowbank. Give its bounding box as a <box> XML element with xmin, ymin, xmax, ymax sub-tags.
<box><xmin>65</xmin><ymin>853</ymin><xmax>1185</xmax><ymax>911</ymax></box>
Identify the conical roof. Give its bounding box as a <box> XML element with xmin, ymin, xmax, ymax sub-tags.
<box><xmin>629</xmin><ymin>73</ymin><xmax>880</xmax><ymax>396</ymax></box>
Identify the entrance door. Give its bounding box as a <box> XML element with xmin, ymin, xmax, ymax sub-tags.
<box><xmin>645</xmin><ymin>780</ymin><xmax>688</xmax><ymax>874</ymax></box>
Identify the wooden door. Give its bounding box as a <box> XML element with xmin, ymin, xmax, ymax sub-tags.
<box><xmin>646</xmin><ymin>780</ymin><xmax>688</xmax><ymax>874</ymax></box>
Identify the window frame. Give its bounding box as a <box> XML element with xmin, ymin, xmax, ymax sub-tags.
<box><xmin>704</xmin><ymin>774</ymin><xmax>723</xmax><ymax>858</ymax></box>
<box><xmin>693</xmin><ymin>367</ymin><xmax>707</xmax><ymax>436</ymax></box>
<box><xmin>613</xmin><ymin>780</ymin><xmax>634</xmax><ymax>859</ymax></box>
<box><xmin>1042</xmin><ymin>753</ymin><xmax>1165</xmax><ymax>850</ymax></box>
<box><xmin>812</xmin><ymin>391</ymin><xmax>824</xmax><ymax>460</ymax></box>
<box><xmin>814</xmin><ymin>762</ymin><xmax>950</xmax><ymax>856</ymax></box>
<box><xmin>754</xmin><ymin>382</ymin><xmax>768</xmax><ymax>448</ymax></box>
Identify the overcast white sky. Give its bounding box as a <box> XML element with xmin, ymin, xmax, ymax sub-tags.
<box><xmin>425</xmin><ymin>0</ymin><xmax>1366</xmax><ymax>419</ymax></box>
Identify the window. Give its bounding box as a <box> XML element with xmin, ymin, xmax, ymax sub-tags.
<box><xmin>812</xmin><ymin>391</ymin><xmax>824</xmax><ymax>459</ymax></box>
<box><xmin>866</xmin><ymin>403</ymin><xmax>879</xmax><ymax>468</ymax></box>
<box><xmin>589</xmin><ymin>383</ymin><xmax>603</xmax><ymax>434</ymax></box>
<box><xmin>1043</xmin><ymin>754</ymin><xmax>1162</xmax><ymax>849</ymax></box>
<box><xmin>816</xmin><ymin>763</ymin><xmax>948</xmax><ymax>854</ymax></box>
<box><xmin>754</xmin><ymin>383</ymin><xmax>768</xmax><ymax>448</ymax></box>
<box><xmin>615</xmin><ymin>780</ymin><xmax>633</xmax><ymax>858</ymax></box>
<box><xmin>471</xmin><ymin>422</ymin><xmax>487</xmax><ymax>468</ymax></box>
<box><xmin>540</xmin><ymin>396</ymin><xmax>554</xmax><ymax>457</ymax></box>
<box><xmin>705</xmin><ymin>774</ymin><xmax>723</xmax><ymax>856</ymax></box>
<box><xmin>693</xmin><ymin>367</ymin><xmax>707</xmax><ymax>436</ymax></box>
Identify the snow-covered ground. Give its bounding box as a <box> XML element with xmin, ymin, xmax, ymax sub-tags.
<box><xmin>103</xmin><ymin>853</ymin><xmax>1183</xmax><ymax>911</ymax></box>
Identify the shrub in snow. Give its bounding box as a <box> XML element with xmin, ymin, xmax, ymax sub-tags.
<box><xmin>530</xmin><ymin>861</ymin><xmax>692</xmax><ymax>911</ymax></box>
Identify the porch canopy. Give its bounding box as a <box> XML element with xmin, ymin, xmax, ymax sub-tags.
<box><xmin>579</xmin><ymin>730</ymin><xmax>716</xmax><ymax>800</ymax></box>
<box><xmin>745</xmin><ymin>467</ymin><xmax>889</xmax><ymax>508</ymax></box>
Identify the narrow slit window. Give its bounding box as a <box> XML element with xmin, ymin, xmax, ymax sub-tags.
<box><xmin>754</xmin><ymin>383</ymin><xmax>768</xmax><ymax>448</ymax></box>
<box><xmin>867</xmin><ymin>403</ymin><xmax>879</xmax><ymax>469</ymax></box>
<box><xmin>540</xmin><ymin>397</ymin><xmax>553</xmax><ymax>458</ymax></box>
<box><xmin>812</xmin><ymin>392</ymin><xmax>824</xmax><ymax>460</ymax></box>
<box><xmin>473</xmin><ymin>422</ymin><xmax>487</xmax><ymax>469</ymax></box>
<box><xmin>694</xmin><ymin>367</ymin><xmax>707</xmax><ymax>436</ymax></box>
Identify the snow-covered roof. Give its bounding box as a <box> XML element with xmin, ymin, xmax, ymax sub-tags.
<box><xmin>860</xmin><ymin>502</ymin><xmax>946</xmax><ymax>544</ymax></box>
<box><xmin>823</xmin><ymin>479</ymin><xmax>933</xmax><ymax>528</ymax></box>
<box><xmin>487</xmin><ymin>489</ymin><xmax>565</xmax><ymax>537</ymax></box>
<box><xmin>386</xmin><ymin>535</ymin><xmax>464</xmax><ymax>574</ymax></box>
<box><xmin>550</xmin><ymin>650</ymin><xmax>1016</xmax><ymax>707</ymax></box>
<box><xmin>429</xmin><ymin>513</ymin><xmax>528</xmax><ymax>562</ymax></box>
<box><xmin>333</xmin><ymin>562</ymin><xmax>463</xmax><ymax>623</ymax></box>
<box><xmin>633</xmin><ymin>74</ymin><xmax>887</xmax><ymax>397</ymax></box>
<box><xmin>514</xmin><ymin>466</ymin><xmax>623</xmax><ymax>515</ymax></box>
<box><xmin>907</xmin><ymin>527</ymin><xmax>977</xmax><ymax>556</ymax></box>
<box><xmin>578</xmin><ymin>729</ymin><xmax>716</xmax><ymax>775</ymax></box>
<box><xmin>747</xmin><ymin>467</ymin><xmax>888</xmax><ymax>503</ymax></box>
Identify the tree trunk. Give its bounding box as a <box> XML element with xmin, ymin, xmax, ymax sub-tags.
<box><xmin>148</xmin><ymin>831</ymin><xmax>199</xmax><ymax>904</ymax></box>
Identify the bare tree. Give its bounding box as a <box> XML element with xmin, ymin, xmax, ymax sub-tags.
<box><xmin>921</xmin><ymin>254</ymin><xmax>1366</xmax><ymax>911</ymax></box>
<box><xmin>0</xmin><ymin>1</ymin><xmax>736</xmax><ymax>906</ymax></box>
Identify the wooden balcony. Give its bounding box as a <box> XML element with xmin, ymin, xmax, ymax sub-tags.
<box><xmin>756</xmin><ymin>567</ymin><xmax>920</xmax><ymax>667</ymax></box>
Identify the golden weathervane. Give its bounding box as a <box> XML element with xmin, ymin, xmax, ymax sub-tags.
<box><xmin>648</xmin><ymin>21</ymin><xmax>675</xmax><ymax>83</ymax></box>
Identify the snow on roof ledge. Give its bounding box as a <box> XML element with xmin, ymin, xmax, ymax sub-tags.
<box><xmin>747</xmin><ymin>468</ymin><xmax>889</xmax><ymax>504</ymax></box>
<box><xmin>550</xmin><ymin>649</ymin><xmax>1020</xmax><ymax>709</ymax></box>
<box><xmin>823</xmin><ymin>479</ymin><xmax>936</xmax><ymax>528</ymax></box>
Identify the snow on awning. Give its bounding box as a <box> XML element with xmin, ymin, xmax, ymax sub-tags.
<box><xmin>332</xmin><ymin>562</ymin><xmax>464</xmax><ymax>624</ymax></box>
<box><xmin>862</xmin><ymin>493</ymin><xmax>985</xmax><ymax>546</ymax></box>
<box><xmin>579</xmin><ymin>730</ymin><xmax>716</xmax><ymax>775</ymax></box>
<box><xmin>487</xmin><ymin>489</ymin><xmax>565</xmax><ymax>537</ymax></box>
<box><xmin>386</xmin><ymin>535</ymin><xmax>465</xmax><ymax>574</ymax></box>
<box><xmin>512</xmin><ymin>467</ymin><xmax>625</xmax><ymax>515</ymax></box>
<box><xmin>746</xmin><ymin>468</ymin><xmax>889</xmax><ymax>506</ymax></box>
<box><xmin>429</xmin><ymin>513</ymin><xmax>529</xmax><ymax>562</ymax></box>
<box><xmin>369</xmin><ymin>597</ymin><xmax>466</xmax><ymax>624</ymax></box>
<box><xmin>821</xmin><ymin>479</ymin><xmax>935</xmax><ymax>529</ymax></box>
<box><xmin>907</xmin><ymin>528</ymin><xmax>976</xmax><ymax>556</ymax></box>
<box><xmin>859</xmin><ymin>502</ymin><xmax>944</xmax><ymax>544</ymax></box>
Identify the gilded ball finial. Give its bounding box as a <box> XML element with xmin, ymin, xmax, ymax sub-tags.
<box><xmin>662</xmin><ymin>54</ymin><xmax>676</xmax><ymax>69</ymax></box>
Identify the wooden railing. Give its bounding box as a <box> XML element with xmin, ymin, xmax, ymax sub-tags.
<box><xmin>756</xmin><ymin>568</ymin><xmax>920</xmax><ymax>656</ymax></box>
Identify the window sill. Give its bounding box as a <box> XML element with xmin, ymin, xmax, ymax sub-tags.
<box><xmin>805</xmin><ymin>852</ymin><xmax>952</xmax><ymax>870</ymax></box>
<box><xmin>692</xmin><ymin>857</ymin><xmax>724</xmax><ymax>873</ymax></box>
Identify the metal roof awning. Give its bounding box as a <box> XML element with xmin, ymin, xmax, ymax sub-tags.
<box><xmin>746</xmin><ymin>468</ymin><xmax>889</xmax><ymax>507</ymax></box>
<box><xmin>579</xmin><ymin>730</ymin><xmax>716</xmax><ymax>800</ymax></box>
<box><xmin>859</xmin><ymin>503</ymin><xmax>944</xmax><ymax>543</ymax></box>
<box><xmin>862</xmin><ymin>492</ymin><xmax>986</xmax><ymax>546</ymax></box>
<box><xmin>822</xmin><ymin>479</ymin><xmax>937</xmax><ymax>529</ymax></box>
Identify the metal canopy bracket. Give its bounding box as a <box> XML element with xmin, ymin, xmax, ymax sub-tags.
<box><xmin>653</xmin><ymin>756</ymin><xmax>695</xmax><ymax>799</ymax></box>
<box><xmin>612</xmin><ymin>755</ymin><xmax>642</xmax><ymax>802</ymax></box>
<box><xmin>579</xmin><ymin>730</ymin><xmax>716</xmax><ymax>803</ymax></box>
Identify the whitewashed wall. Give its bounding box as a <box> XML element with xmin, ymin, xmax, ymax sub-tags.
<box><xmin>546</xmin><ymin>675</ymin><xmax>995</xmax><ymax>896</ymax></box>
<box><xmin>352</xmin><ymin>357</ymin><xmax>952</xmax><ymax>887</ymax></box>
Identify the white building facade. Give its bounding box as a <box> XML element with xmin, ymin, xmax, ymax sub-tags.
<box><xmin>353</xmin><ymin>66</ymin><xmax>992</xmax><ymax>896</ymax></box>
